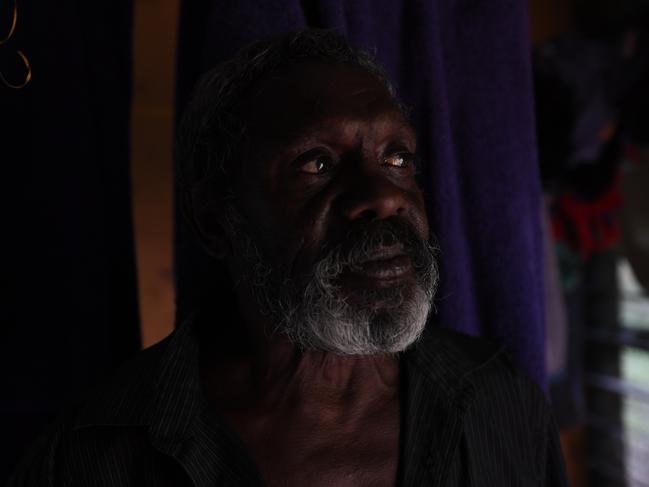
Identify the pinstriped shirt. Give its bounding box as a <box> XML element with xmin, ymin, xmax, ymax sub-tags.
<box><xmin>9</xmin><ymin>317</ymin><xmax>568</xmax><ymax>486</ymax></box>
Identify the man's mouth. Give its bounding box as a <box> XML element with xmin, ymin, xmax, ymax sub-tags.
<box><xmin>348</xmin><ymin>245</ymin><xmax>413</xmax><ymax>281</ymax></box>
<box><xmin>352</xmin><ymin>254</ymin><xmax>412</xmax><ymax>280</ymax></box>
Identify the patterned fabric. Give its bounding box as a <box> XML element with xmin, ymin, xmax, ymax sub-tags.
<box><xmin>9</xmin><ymin>319</ymin><xmax>567</xmax><ymax>486</ymax></box>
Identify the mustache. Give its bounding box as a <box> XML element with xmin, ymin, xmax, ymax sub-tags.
<box><xmin>313</xmin><ymin>217</ymin><xmax>436</xmax><ymax>275</ymax></box>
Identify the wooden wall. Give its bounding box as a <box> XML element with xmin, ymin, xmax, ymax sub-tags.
<box><xmin>131</xmin><ymin>0</ymin><xmax>179</xmax><ymax>346</ymax></box>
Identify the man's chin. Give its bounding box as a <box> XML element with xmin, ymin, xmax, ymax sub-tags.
<box><xmin>281</xmin><ymin>282</ymin><xmax>431</xmax><ymax>355</ymax></box>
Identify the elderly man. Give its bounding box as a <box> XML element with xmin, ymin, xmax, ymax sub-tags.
<box><xmin>11</xmin><ymin>30</ymin><xmax>567</xmax><ymax>486</ymax></box>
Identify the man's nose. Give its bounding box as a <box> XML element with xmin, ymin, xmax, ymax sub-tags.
<box><xmin>337</xmin><ymin>171</ymin><xmax>410</xmax><ymax>222</ymax></box>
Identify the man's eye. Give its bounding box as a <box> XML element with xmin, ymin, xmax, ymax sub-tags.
<box><xmin>299</xmin><ymin>157</ymin><xmax>331</xmax><ymax>175</ymax></box>
<box><xmin>383</xmin><ymin>152</ymin><xmax>413</xmax><ymax>168</ymax></box>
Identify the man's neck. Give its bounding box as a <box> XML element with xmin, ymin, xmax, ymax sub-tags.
<box><xmin>200</xmin><ymin>331</ymin><xmax>400</xmax><ymax>414</ymax></box>
<box><xmin>197</xmin><ymin>313</ymin><xmax>402</xmax><ymax>487</ymax></box>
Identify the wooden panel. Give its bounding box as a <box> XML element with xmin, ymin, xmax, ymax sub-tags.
<box><xmin>131</xmin><ymin>0</ymin><xmax>180</xmax><ymax>347</ymax></box>
<box><xmin>529</xmin><ymin>0</ymin><xmax>575</xmax><ymax>45</ymax></box>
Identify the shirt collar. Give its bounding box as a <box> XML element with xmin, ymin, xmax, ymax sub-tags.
<box><xmin>73</xmin><ymin>314</ymin><xmax>203</xmax><ymax>435</ymax></box>
<box><xmin>73</xmin><ymin>318</ymin><xmax>504</xmax><ymax>485</ymax></box>
<box><xmin>406</xmin><ymin>325</ymin><xmax>506</xmax><ymax>398</ymax></box>
<box><xmin>73</xmin><ymin>316</ymin><xmax>263</xmax><ymax>486</ymax></box>
<box><xmin>72</xmin><ymin>317</ymin><xmax>505</xmax><ymax>431</ymax></box>
<box><xmin>399</xmin><ymin>326</ymin><xmax>505</xmax><ymax>485</ymax></box>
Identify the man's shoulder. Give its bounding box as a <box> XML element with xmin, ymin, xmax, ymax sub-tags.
<box><xmin>8</xmin><ymin>337</ymin><xmax>175</xmax><ymax>486</ymax></box>
<box><xmin>408</xmin><ymin>327</ymin><xmax>558</xmax><ymax>482</ymax></box>
<box><xmin>73</xmin><ymin>336</ymin><xmax>170</xmax><ymax>427</ymax></box>
<box><xmin>420</xmin><ymin>326</ymin><xmax>506</xmax><ymax>366</ymax></box>
<box><xmin>410</xmin><ymin>326</ymin><xmax>548</xmax><ymax>412</ymax></box>
<box><xmin>410</xmin><ymin>327</ymin><xmax>508</xmax><ymax>382</ymax></box>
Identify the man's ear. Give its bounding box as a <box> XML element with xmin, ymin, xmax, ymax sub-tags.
<box><xmin>183</xmin><ymin>198</ymin><xmax>231</xmax><ymax>260</ymax></box>
<box><xmin>195</xmin><ymin>218</ymin><xmax>230</xmax><ymax>260</ymax></box>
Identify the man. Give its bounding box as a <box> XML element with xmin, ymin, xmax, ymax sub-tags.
<box><xmin>11</xmin><ymin>30</ymin><xmax>567</xmax><ymax>486</ymax></box>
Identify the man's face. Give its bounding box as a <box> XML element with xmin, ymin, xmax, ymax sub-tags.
<box><xmin>222</xmin><ymin>63</ymin><xmax>438</xmax><ymax>354</ymax></box>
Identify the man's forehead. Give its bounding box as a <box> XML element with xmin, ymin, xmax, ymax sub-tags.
<box><xmin>241</xmin><ymin>62</ymin><xmax>412</xmax><ymax>146</ymax></box>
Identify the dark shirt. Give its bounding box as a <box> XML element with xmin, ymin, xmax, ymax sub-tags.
<box><xmin>9</xmin><ymin>318</ymin><xmax>568</xmax><ymax>486</ymax></box>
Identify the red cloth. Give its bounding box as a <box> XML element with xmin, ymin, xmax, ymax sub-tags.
<box><xmin>551</xmin><ymin>178</ymin><xmax>622</xmax><ymax>259</ymax></box>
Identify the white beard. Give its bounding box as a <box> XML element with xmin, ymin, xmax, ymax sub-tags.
<box><xmin>222</xmin><ymin>205</ymin><xmax>439</xmax><ymax>355</ymax></box>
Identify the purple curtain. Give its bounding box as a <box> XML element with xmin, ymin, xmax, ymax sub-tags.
<box><xmin>175</xmin><ymin>0</ymin><xmax>545</xmax><ymax>388</ymax></box>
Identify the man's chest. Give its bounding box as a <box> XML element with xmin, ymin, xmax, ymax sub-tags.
<box><xmin>222</xmin><ymin>400</ymin><xmax>401</xmax><ymax>487</ymax></box>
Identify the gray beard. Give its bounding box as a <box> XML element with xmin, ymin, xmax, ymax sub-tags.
<box><xmin>222</xmin><ymin>205</ymin><xmax>439</xmax><ymax>355</ymax></box>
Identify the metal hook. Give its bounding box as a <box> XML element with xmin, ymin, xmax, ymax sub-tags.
<box><xmin>0</xmin><ymin>49</ymin><xmax>31</xmax><ymax>88</ymax></box>
<box><xmin>0</xmin><ymin>0</ymin><xmax>31</xmax><ymax>89</ymax></box>
<box><xmin>0</xmin><ymin>0</ymin><xmax>17</xmax><ymax>45</ymax></box>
